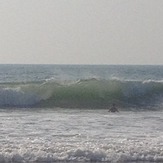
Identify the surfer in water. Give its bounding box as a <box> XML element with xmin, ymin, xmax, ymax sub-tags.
<box><xmin>108</xmin><ymin>103</ymin><xmax>119</xmax><ymax>112</ymax></box>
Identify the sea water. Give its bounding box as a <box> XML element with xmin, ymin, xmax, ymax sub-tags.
<box><xmin>0</xmin><ymin>64</ymin><xmax>163</xmax><ymax>163</ymax></box>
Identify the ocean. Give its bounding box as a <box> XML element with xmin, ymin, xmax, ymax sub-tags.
<box><xmin>0</xmin><ymin>64</ymin><xmax>163</xmax><ymax>163</ymax></box>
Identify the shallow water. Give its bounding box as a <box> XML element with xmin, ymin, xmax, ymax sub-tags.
<box><xmin>0</xmin><ymin>108</ymin><xmax>163</xmax><ymax>162</ymax></box>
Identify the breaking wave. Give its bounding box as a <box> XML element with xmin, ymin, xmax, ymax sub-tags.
<box><xmin>1</xmin><ymin>144</ymin><xmax>163</xmax><ymax>163</ymax></box>
<box><xmin>0</xmin><ymin>78</ymin><xmax>163</xmax><ymax>110</ymax></box>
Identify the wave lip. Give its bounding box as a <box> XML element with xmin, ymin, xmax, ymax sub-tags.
<box><xmin>0</xmin><ymin>79</ymin><xmax>163</xmax><ymax>109</ymax></box>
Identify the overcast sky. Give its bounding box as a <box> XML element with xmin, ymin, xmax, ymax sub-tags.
<box><xmin>0</xmin><ymin>0</ymin><xmax>163</xmax><ymax>65</ymax></box>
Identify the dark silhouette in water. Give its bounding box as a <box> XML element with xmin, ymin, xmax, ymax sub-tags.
<box><xmin>108</xmin><ymin>103</ymin><xmax>119</xmax><ymax>112</ymax></box>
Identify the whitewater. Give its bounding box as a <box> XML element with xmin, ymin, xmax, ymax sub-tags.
<box><xmin>0</xmin><ymin>64</ymin><xmax>163</xmax><ymax>163</ymax></box>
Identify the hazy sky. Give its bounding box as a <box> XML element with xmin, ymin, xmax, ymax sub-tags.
<box><xmin>0</xmin><ymin>0</ymin><xmax>163</xmax><ymax>65</ymax></box>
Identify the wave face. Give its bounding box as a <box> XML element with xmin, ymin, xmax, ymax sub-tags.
<box><xmin>0</xmin><ymin>79</ymin><xmax>163</xmax><ymax>110</ymax></box>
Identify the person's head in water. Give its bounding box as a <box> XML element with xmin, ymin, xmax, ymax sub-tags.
<box><xmin>109</xmin><ymin>103</ymin><xmax>118</xmax><ymax>112</ymax></box>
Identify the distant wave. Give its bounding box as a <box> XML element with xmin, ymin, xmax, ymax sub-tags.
<box><xmin>0</xmin><ymin>78</ymin><xmax>163</xmax><ymax>110</ymax></box>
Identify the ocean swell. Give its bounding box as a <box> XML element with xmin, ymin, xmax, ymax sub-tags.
<box><xmin>0</xmin><ymin>79</ymin><xmax>163</xmax><ymax>109</ymax></box>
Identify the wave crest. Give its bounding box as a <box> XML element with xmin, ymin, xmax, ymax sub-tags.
<box><xmin>0</xmin><ymin>79</ymin><xmax>163</xmax><ymax>109</ymax></box>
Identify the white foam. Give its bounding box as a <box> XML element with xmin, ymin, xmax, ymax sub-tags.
<box><xmin>0</xmin><ymin>87</ymin><xmax>40</xmax><ymax>107</ymax></box>
<box><xmin>0</xmin><ymin>110</ymin><xmax>163</xmax><ymax>162</ymax></box>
